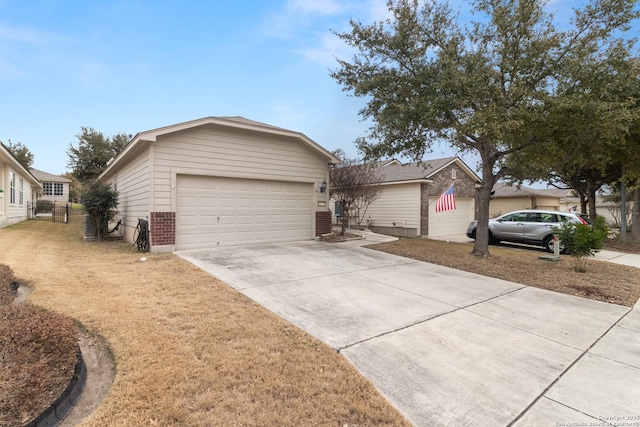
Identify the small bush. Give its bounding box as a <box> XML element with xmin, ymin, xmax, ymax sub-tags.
<box><xmin>82</xmin><ymin>181</ymin><xmax>118</xmax><ymax>241</ymax></box>
<box><xmin>35</xmin><ymin>200</ymin><xmax>55</xmax><ymax>213</ymax></box>
<box><xmin>555</xmin><ymin>216</ymin><xmax>608</xmax><ymax>272</ymax></box>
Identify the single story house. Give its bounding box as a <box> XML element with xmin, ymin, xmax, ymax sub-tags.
<box><xmin>30</xmin><ymin>168</ymin><xmax>72</xmax><ymax>203</ymax></box>
<box><xmin>489</xmin><ymin>182</ymin><xmax>575</xmax><ymax>218</ymax></box>
<box><xmin>0</xmin><ymin>142</ymin><xmax>41</xmax><ymax>228</ymax></box>
<box><xmin>99</xmin><ymin>116</ymin><xmax>340</xmax><ymax>252</ymax></box>
<box><xmin>342</xmin><ymin>157</ymin><xmax>481</xmax><ymax>238</ymax></box>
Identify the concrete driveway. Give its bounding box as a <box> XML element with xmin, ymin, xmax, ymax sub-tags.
<box><xmin>177</xmin><ymin>235</ymin><xmax>640</xmax><ymax>426</ymax></box>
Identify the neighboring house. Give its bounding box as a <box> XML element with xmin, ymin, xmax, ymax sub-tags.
<box><xmin>30</xmin><ymin>168</ymin><xmax>72</xmax><ymax>203</ymax></box>
<box><xmin>0</xmin><ymin>142</ymin><xmax>41</xmax><ymax>228</ymax></box>
<box><xmin>99</xmin><ymin>116</ymin><xmax>340</xmax><ymax>253</ymax></box>
<box><xmin>489</xmin><ymin>182</ymin><xmax>576</xmax><ymax>218</ymax></box>
<box><xmin>343</xmin><ymin>157</ymin><xmax>481</xmax><ymax>238</ymax></box>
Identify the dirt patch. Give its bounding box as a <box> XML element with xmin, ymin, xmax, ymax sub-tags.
<box><xmin>368</xmin><ymin>238</ymin><xmax>640</xmax><ymax>307</ymax></box>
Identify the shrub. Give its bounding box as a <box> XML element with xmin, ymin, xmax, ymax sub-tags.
<box><xmin>555</xmin><ymin>216</ymin><xmax>608</xmax><ymax>272</ymax></box>
<box><xmin>82</xmin><ymin>181</ymin><xmax>118</xmax><ymax>241</ymax></box>
<box><xmin>35</xmin><ymin>200</ymin><xmax>54</xmax><ymax>213</ymax></box>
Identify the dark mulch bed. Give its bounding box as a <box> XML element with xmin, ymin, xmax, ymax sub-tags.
<box><xmin>319</xmin><ymin>231</ymin><xmax>363</xmax><ymax>243</ymax></box>
<box><xmin>0</xmin><ymin>264</ymin><xmax>78</xmax><ymax>427</ymax></box>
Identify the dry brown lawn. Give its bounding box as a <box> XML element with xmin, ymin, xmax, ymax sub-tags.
<box><xmin>368</xmin><ymin>238</ymin><xmax>640</xmax><ymax>307</ymax></box>
<box><xmin>0</xmin><ymin>218</ymin><xmax>411</xmax><ymax>427</ymax></box>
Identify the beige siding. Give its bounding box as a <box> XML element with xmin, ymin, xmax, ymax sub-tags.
<box><xmin>110</xmin><ymin>150</ymin><xmax>151</xmax><ymax>238</ymax></box>
<box><xmin>153</xmin><ymin>125</ymin><xmax>328</xmax><ymax>212</ymax></box>
<box><xmin>365</xmin><ymin>183</ymin><xmax>421</xmax><ymax>233</ymax></box>
<box><xmin>6</xmin><ymin>171</ymin><xmax>33</xmax><ymax>226</ymax></box>
<box><xmin>489</xmin><ymin>198</ymin><xmax>533</xmax><ymax>218</ymax></box>
<box><xmin>534</xmin><ymin>196</ymin><xmax>560</xmax><ymax>211</ymax></box>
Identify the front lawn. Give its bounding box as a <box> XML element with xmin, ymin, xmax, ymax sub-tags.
<box><xmin>0</xmin><ymin>218</ymin><xmax>411</xmax><ymax>426</ymax></box>
<box><xmin>368</xmin><ymin>238</ymin><xmax>640</xmax><ymax>307</ymax></box>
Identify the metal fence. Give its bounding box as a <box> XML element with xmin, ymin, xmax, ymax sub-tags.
<box><xmin>27</xmin><ymin>202</ymin><xmax>70</xmax><ymax>224</ymax></box>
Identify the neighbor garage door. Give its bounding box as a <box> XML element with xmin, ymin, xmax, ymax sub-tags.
<box><xmin>428</xmin><ymin>197</ymin><xmax>474</xmax><ymax>237</ymax></box>
<box><xmin>176</xmin><ymin>175</ymin><xmax>313</xmax><ymax>249</ymax></box>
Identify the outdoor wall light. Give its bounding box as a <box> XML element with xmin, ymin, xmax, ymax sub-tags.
<box><xmin>319</xmin><ymin>180</ymin><xmax>327</xmax><ymax>193</ymax></box>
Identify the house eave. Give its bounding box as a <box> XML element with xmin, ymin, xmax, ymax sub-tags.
<box><xmin>100</xmin><ymin>117</ymin><xmax>340</xmax><ymax>180</ymax></box>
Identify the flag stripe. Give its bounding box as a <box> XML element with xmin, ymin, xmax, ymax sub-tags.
<box><xmin>435</xmin><ymin>184</ymin><xmax>456</xmax><ymax>213</ymax></box>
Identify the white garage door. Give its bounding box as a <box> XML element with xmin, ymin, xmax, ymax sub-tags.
<box><xmin>428</xmin><ymin>197</ymin><xmax>474</xmax><ymax>237</ymax></box>
<box><xmin>176</xmin><ymin>175</ymin><xmax>313</xmax><ymax>249</ymax></box>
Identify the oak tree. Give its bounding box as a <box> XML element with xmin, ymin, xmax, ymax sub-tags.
<box><xmin>331</xmin><ymin>0</ymin><xmax>639</xmax><ymax>256</ymax></box>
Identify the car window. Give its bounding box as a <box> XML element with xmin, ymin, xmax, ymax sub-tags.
<box><xmin>538</xmin><ymin>213</ymin><xmax>559</xmax><ymax>223</ymax></box>
<box><xmin>526</xmin><ymin>213</ymin><xmax>538</xmax><ymax>222</ymax></box>
<box><xmin>502</xmin><ymin>212</ymin><xmax>527</xmax><ymax>222</ymax></box>
<box><xmin>558</xmin><ymin>214</ymin><xmax>573</xmax><ymax>223</ymax></box>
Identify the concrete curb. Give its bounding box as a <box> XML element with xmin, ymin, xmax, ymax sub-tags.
<box><xmin>26</xmin><ymin>345</ymin><xmax>87</xmax><ymax>427</ymax></box>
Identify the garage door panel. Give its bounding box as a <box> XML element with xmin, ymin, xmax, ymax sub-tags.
<box><xmin>428</xmin><ymin>197</ymin><xmax>474</xmax><ymax>237</ymax></box>
<box><xmin>176</xmin><ymin>175</ymin><xmax>312</xmax><ymax>249</ymax></box>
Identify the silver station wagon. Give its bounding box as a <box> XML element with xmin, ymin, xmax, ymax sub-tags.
<box><xmin>466</xmin><ymin>209</ymin><xmax>592</xmax><ymax>252</ymax></box>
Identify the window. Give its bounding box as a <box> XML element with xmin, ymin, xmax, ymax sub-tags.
<box><xmin>43</xmin><ymin>182</ymin><xmax>63</xmax><ymax>196</ymax></box>
<box><xmin>9</xmin><ymin>171</ymin><xmax>15</xmax><ymax>204</ymax></box>
<box><xmin>43</xmin><ymin>182</ymin><xmax>53</xmax><ymax>195</ymax></box>
<box><xmin>19</xmin><ymin>178</ymin><xmax>24</xmax><ymax>205</ymax></box>
<box><xmin>503</xmin><ymin>212</ymin><xmax>527</xmax><ymax>222</ymax></box>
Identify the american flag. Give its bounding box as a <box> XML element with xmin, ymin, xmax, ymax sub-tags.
<box><xmin>436</xmin><ymin>184</ymin><xmax>456</xmax><ymax>213</ymax></box>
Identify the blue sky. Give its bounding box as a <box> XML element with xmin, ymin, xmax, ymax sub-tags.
<box><xmin>0</xmin><ymin>0</ymin><xmax>635</xmax><ymax>176</ymax></box>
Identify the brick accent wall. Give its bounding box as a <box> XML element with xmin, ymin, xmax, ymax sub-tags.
<box><xmin>150</xmin><ymin>212</ymin><xmax>176</xmax><ymax>246</ymax></box>
<box><xmin>315</xmin><ymin>211</ymin><xmax>332</xmax><ymax>236</ymax></box>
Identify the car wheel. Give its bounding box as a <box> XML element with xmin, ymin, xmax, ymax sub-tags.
<box><xmin>544</xmin><ymin>235</ymin><xmax>565</xmax><ymax>253</ymax></box>
<box><xmin>488</xmin><ymin>232</ymin><xmax>498</xmax><ymax>245</ymax></box>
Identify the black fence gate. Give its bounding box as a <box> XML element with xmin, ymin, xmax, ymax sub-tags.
<box><xmin>27</xmin><ymin>201</ymin><xmax>69</xmax><ymax>224</ymax></box>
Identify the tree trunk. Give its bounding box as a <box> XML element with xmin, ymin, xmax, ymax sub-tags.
<box><xmin>471</xmin><ymin>158</ymin><xmax>497</xmax><ymax>257</ymax></box>
<box><xmin>631</xmin><ymin>187</ymin><xmax>640</xmax><ymax>243</ymax></box>
<box><xmin>587</xmin><ymin>185</ymin><xmax>597</xmax><ymax>220</ymax></box>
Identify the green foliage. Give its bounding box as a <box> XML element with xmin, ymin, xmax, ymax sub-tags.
<box><xmin>3</xmin><ymin>140</ymin><xmax>34</xmax><ymax>169</ymax></box>
<box><xmin>82</xmin><ymin>181</ymin><xmax>118</xmax><ymax>241</ymax></box>
<box><xmin>555</xmin><ymin>216</ymin><xmax>608</xmax><ymax>272</ymax></box>
<box><xmin>67</xmin><ymin>127</ymin><xmax>130</xmax><ymax>183</ymax></box>
<box><xmin>330</xmin><ymin>0</ymin><xmax>639</xmax><ymax>257</ymax></box>
<box><xmin>35</xmin><ymin>200</ymin><xmax>54</xmax><ymax>213</ymax></box>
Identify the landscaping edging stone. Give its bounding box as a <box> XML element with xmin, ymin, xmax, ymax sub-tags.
<box><xmin>26</xmin><ymin>345</ymin><xmax>87</xmax><ymax>427</ymax></box>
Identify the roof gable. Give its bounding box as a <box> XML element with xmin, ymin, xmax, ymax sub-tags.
<box><xmin>374</xmin><ymin>157</ymin><xmax>481</xmax><ymax>184</ymax></box>
<box><xmin>101</xmin><ymin>116</ymin><xmax>340</xmax><ymax>179</ymax></box>
<box><xmin>30</xmin><ymin>168</ymin><xmax>72</xmax><ymax>183</ymax></box>
<box><xmin>492</xmin><ymin>182</ymin><xmax>574</xmax><ymax>198</ymax></box>
<box><xmin>0</xmin><ymin>142</ymin><xmax>41</xmax><ymax>187</ymax></box>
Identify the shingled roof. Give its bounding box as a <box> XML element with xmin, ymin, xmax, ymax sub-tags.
<box><xmin>492</xmin><ymin>182</ymin><xmax>574</xmax><ymax>198</ymax></box>
<box><xmin>29</xmin><ymin>168</ymin><xmax>72</xmax><ymax>183</ymax></box>
<box><xmin>373</xmin><ymin>157</ymin><xmax>480</xmax><ymax>184</ymax></box>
